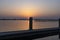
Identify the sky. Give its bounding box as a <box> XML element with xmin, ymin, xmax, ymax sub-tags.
<box><xmin>0</xmin><ymin>0</ymin><xmax>60</xmax><ymax>19</ymax></box>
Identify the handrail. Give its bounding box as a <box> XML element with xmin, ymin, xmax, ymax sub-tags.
<box><xmin>0</xmin><ymin>27</ymin><xmax>59</xmax><ymax>40</ymax></box>
<box><xmin>0</xmin><ymin>18</ymin><xmax>59</xmax><ymax>40</ymax></box>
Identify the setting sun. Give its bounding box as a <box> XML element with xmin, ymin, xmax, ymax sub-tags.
<box><xmin>20</xmin><ymin>10</ymin><xmax>34</xmax><ymax>17</ymax></box>
<box><xmin>20</xmin><ymin>4</ymin><xmax>38</xmax><ymax>18</ymax></box>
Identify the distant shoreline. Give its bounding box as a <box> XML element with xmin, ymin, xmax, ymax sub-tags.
<box><xmin>0</xmin><ymin>19</ymin><xmax>58</xmax><ymax>21</ymax></box>
<box><xmin>34</xmin><ymin>19</ymin><xmax>58</xmax><ymax>21</ymax></box>
<box><xmin>0</xmin><ymin>19</ymin><xmax>28</xmax><ymax>20</ymax></box>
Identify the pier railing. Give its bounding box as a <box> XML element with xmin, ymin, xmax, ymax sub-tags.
<box><xmin>0</xmin><ymin>27</ymin><xmax>59</xmax><ymax>40</ymax></box>
<box><xmin>0</xmin><ymin>17</ymin><xmax>59</xmax><ymax>40</ymax></box>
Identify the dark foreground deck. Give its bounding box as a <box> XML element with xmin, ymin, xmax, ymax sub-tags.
<box><xmin>0</xmin><ymin>27</ymin><xmax>59</xmax><ymax>40</ymax></box>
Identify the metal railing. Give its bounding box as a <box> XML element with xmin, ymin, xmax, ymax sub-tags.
<box><xmin>0</xmin><ymin>17</ymin><xmax>59</xmax><ymax>40</ymax></box>
<box><xmin>0</xmin><ymin>27</ymin><xmax>59</xmax><ymax>40</ymax></box>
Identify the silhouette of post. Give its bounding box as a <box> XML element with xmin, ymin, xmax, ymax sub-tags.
<box><xmin>59</xmin><ymin>19</ymin><xmax>60</xmax><ymax>39</ymax></box>
<box><xmin>29</xmin><ymin>17</ymin><xmax>33</xmax><ymax>30</ymax></box>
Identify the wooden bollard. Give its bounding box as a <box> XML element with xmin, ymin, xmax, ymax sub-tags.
<box><xmin>29</xmin><ymin>17</ymin><xmax>33</xmax><ymax>30</ymax></box>
<box><xmin>59</xmin><ymin>19</ymin><xmax>60</xmax><ymax>39</ymax></box>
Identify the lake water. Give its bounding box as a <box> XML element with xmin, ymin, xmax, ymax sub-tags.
<box><xmin>0</xmin><ymin>20</ymin><xmax>59</xmax><ymax>40</ymax></box>
<box><xmin>0</xmin><ymin>20</ymin><xmax>58</xmax><ymax>32</ymax></box>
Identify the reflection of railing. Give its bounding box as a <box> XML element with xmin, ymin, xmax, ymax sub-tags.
<box><xmin>0</xmin><ymin>17</ymin><xmax>59</xmax><ymax>40</ymax></box>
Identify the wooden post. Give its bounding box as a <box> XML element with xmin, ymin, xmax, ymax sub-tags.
<box><xmin>59</xmin><ymin>19</ymin><xmax>60</xmax><ymax>39</ymax></box>
<box><xmin>29</xmin><ymin>17</ymin><xmax>33</xmax><ymax>30</ymax></box>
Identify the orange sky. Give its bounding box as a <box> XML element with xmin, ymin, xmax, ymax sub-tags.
<box><xmin>0</xmin><ymin>0</ymin><xmax>59</xmax><ymax>18</ymax></box>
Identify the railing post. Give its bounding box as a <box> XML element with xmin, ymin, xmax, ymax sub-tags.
<box><xmin>29</xmin><ymin>17</ymin><xmax>33</xmax><ymax>30</ymax></box>
<box><xmin>59</xmin><ymin>19</ymin><xmax>60</xmax><ymax>39</ymax></box>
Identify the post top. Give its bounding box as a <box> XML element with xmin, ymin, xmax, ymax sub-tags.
<box><xmin>59</xmin><ymin>19</ymin><xmax>60</xmax><ymax>20</ymax></box>
<box><xmin>29</xmin><ymin>17</ymin><xmax>33</xmax><ymax>19</ymax></box>
<box><xmin>30</xmin><ymin>17</ymin><xmax>33</xmax><ymax>18</ymax></box>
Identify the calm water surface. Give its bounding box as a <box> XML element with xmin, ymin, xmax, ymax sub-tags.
<box><xmin>0</xmin><ymin>20</ymin><xmax>58</xmax><ymax>32</ymax></box>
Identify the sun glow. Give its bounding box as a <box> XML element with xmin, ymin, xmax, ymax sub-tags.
<box><xmin>20</xmin><ymin>4</ymin><xmax>38</xmax><ymax>18</ymax></box>
<box><xmin>20</xmin><ymin>9</ymin><xmax>34</xmax><ymax>17</ymax></box>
